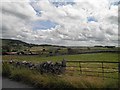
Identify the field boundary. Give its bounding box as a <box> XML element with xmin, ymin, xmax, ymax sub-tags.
<box><xmin>66</xmin><ymin>60</ymin><xmax>120</xmax><ymax>79</ymax></box>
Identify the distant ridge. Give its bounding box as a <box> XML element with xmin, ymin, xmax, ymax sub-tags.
<box><xmin>1</xmin><ymin>38</ymin><xmax>66</xmax><ymax>48</ymax></box>
<box><xmin>2</xmin><ymin>39</ymin><xmax>30</xmax><ymax>47</ymax></box>
<box><xmin>1</xmin><ymin>38</ymin><xmax>118</xmax><ymax>48</ymax></box>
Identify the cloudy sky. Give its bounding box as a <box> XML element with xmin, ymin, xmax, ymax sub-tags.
<box><xmin>1</xmin><ymin>0</ymin><xmax>119</xmax><ymax>46</ymax></box>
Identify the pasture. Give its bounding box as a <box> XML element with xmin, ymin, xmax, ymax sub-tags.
<box><xmin>2</xmin><ymin>53</ymin><xmax>119</xmax><ymax>62</ymax></box>
<box><xmin>2</xmin><ymin>52</ymin><xmax>119</xmax><ymax>88</ymax></box>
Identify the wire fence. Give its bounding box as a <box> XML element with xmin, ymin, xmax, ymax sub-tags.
<box><xmin>66</xmin><ymin>60</ymin><xmax>119</xmax><ymax>79</ymax></box>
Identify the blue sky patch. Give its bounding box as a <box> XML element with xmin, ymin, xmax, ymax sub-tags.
<box><xmin>50</xmin><ymin>0</ymin><xmax>75</xmax><ymax>7</ymax></box>
<box><xmin>29</xmin><ymin>1</ymin><xmax>42</xmax><ymax>16</ymax></box>
<box><xmin>87</xmin><ymin>16</ymin><xmax>98</xmax><ymax>22</ymax></box>
<box><xmin>109</xmin><ymin>0</ymin><xmax>120</xmax><ymax>6</ymax></box>
<box><xmin>32</xmin><ymin>20</ymin><xmax>58</xmax><ymax>30</ymax></box>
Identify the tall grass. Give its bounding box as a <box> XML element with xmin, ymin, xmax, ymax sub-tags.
<box><xmin>2</xmin><ymin>62</ymin><xmax>11</xmax><ymax>77</ymax></box>
<box><xmin>2</xmin><ymin>53</ymin><xmax>119</xmax><ymax>88</ymax></box>
<box><xmin>2</xmin><ymin>63</ymin><xmax>119</xmax><ymax>88</ymax></box>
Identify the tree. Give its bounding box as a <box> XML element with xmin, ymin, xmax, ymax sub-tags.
<box><xmin>2</xmin><ymin>46</ymin><xmax>11</xmax><ymax>52</ymax></box>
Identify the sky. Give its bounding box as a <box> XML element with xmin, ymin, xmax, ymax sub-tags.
<box><xmin>1</xmin><ymin>0</ymin><xmax>119</xmax><ymax>46</ymax></box>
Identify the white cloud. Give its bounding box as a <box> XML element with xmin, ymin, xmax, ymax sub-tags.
<box><xmin>2</xmin><ymin>1</ymin><xmax>39</xmax><ymax>43</ymax></box>
<box><xmin>1</xmin><ymin>0</ymin><xmax>119</xmax><ymax>46</ymax></box>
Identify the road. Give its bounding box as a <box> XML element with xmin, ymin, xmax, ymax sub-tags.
<box><xmin>0</xmin><ymin>59</ymin><xmax>36</xmax><ymax>89</ymax></box>
<box><xmin>2</xmin><ymin>77</ymin><xmax>34</xmax><ymax>88</ymax></box>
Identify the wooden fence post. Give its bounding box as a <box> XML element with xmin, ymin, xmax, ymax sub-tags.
<box><xmin>102</xmin><ymin>62</ymin><xmax>104</xmax><ymax>80</ymax></box>
<box><xmin>79</xmin><ymin>61</ymin><xmax>82</xmax><ymax>75</ymax></box>
<box><xmin>118</xmin><ymin>62</ymin><xmax>120</xmax><ymax>73</ymax></box>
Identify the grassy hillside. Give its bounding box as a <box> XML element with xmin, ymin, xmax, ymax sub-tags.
<box><xmin>2</xmin><ymin>39</ymin><xmax>30</xmax><ymax>52</ymax></box>
<box><xmin>2</xmin><ymin>39</ymin><xmax>29</xmax><ymax>46</ymax></box>
<box><xmin>1</xmin><ymin>39</ymin><xmax>65</xmax><ymax>52</ymax></box>
<box><xmin>1</xmin><ymin>39</ymin><xmax>119</xmax><ymax>56</ymax></box>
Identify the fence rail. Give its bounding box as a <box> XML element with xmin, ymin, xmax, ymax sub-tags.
<box><xmin>67</xmin><ymin>60</ymin><xmax>119</xmax><ymax>63</ymax></box>
<box><xmin>66</xmin><ymin>60</ymin><xmax>120</xmax><ymax>79</ymax></box>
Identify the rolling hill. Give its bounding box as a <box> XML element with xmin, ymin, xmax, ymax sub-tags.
<box><xmin>1</xmin><ymin>39</ymin><xmax>119</xmax><ymax>55</ymax></box>
<box><xmin>1</xmin><ymin>39</ymin><xmax>66</xmax><ymax>52</ymax></box>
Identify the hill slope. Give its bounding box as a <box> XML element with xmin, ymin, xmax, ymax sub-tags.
<box><xmin>1</xmin><ymin>39</ymin><xmax>66</xmax><ymax>52</ymax></box>
<box><xmin>2</xmin><ymin>39</ymin><xmax>29</xmax><ymax>46</ymax></box>
<box><xmin>1</xmin><ymin>39</ymin><xmax>37</xmax><ymax>52</ymax></box>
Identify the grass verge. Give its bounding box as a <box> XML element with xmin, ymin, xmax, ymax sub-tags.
<box><xmin>2</xmin><ymin>62</ymin><xmax>119</xmax><ymax>89</ymax></box>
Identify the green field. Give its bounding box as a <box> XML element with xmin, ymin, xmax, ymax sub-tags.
<box><xmin>2</xmin><ymin>53</ymin><xmax>119</xmax><ymax>88</ymax></box>
<box><xmin>2</xmin><ymin>53</ymin><xmax>119</xmax><ymax>62</ymax></box>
